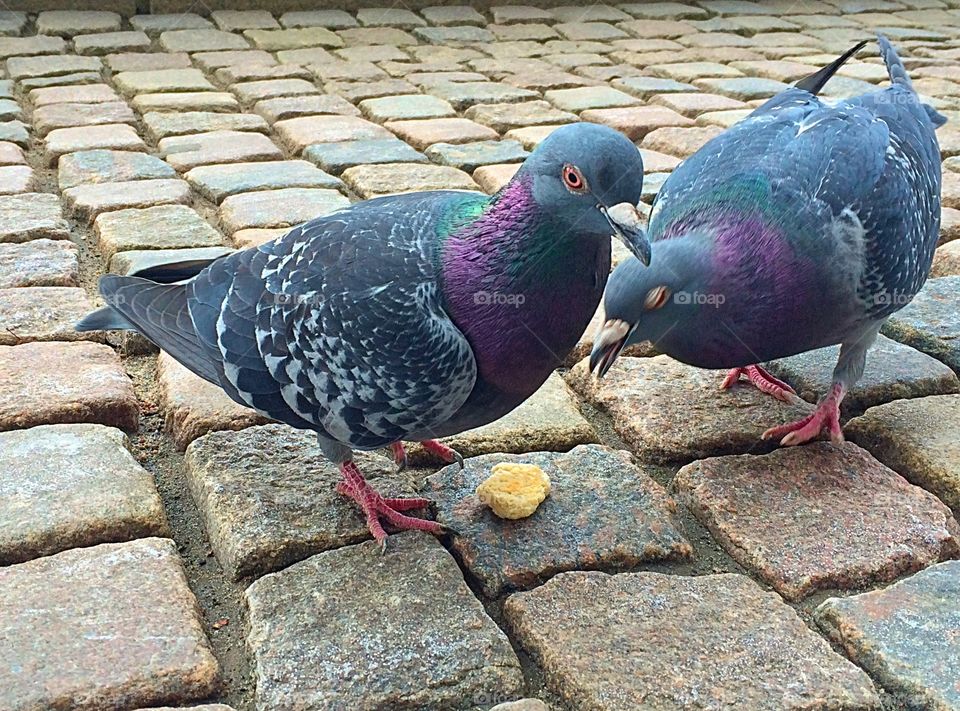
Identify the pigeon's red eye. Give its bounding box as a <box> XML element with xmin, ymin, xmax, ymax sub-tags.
<box><xmin>562</xmin><ymin>164</ymin><xmax>586</xmax><ymax>192</ymax></box>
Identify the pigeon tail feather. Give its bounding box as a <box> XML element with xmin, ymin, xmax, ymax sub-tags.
<box><xmin>794</xmin><ymin>39</ymin><xmax>869</xmax><ymax>95</ymax></box>
<box><xmin>877</xmin><ymin>33</ymin><xmax>947</xmax><ymax>128</ymax></box>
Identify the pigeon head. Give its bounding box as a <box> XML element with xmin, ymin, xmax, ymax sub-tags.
<box><xmin>519</xmin><ymin>123</ymin><xmax>650</xmax><ymax>265</ymax></box>
<box><xmin>590</xmin><ymin>236</ymin><xmax>714</xmax><ymax>377</ymax></box>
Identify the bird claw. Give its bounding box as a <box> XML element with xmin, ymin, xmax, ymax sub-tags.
<box><xmin>761</xmin><ymin>383</ymin><xmax>845</xmax><ymax>446</ymax></box>
<box><xmin>421</xmin><ymin>439</ymin><xmax>465</xmax><ymax>469</ymax></box>
<box><xmin>721</xmin><ymin>365</ymin><xmax>801</xmax><ymax>404</ymax></box>
<box><xmin>390</xmin><ymin>442</ymin><xmax>408</xmax><ymax>472</ymax></box>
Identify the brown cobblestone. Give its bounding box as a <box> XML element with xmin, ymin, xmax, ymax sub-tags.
<box><xmin>384</xmin><ymin>117</ymin><xmax>498</xmax><ymax>150</ymax></box>
<box><xmin>581</xmin><ymin>105</ymin><xmax>694</xmax><ymax>140</ymax></box>
<box><xmin>342</xmin><ymin>162</ymin><xmax>479</xmax><ymax>198</ymax></box>
<box><xmin>274</xmin><ymin>115</ymin><xmax>392</xmax><ymax>153</ymax></box>
<box><xmin>159</xmin><ymin>130</ymin><xmax>283</xmax><ymax>171</ymax></box>
<box><xmin>64</xmin><ymin>179</ymin><xmax>191</xmax><ymax>224</ymax></box>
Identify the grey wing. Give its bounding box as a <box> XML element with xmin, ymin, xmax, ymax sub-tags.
<box><xmin>190</xmin><ymin>198</ymin><xmax>478</xmax><ymax>450</ymax></box>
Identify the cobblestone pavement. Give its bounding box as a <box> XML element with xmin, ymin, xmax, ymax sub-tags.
<box><xmin>1</xmin><ymin>3</ymin><xmax>959</xmax><ymax>710</ymax></box>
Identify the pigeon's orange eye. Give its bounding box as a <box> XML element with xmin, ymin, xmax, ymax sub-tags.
<box><xmin>644</xmin><ymin>286</ymin><xmax>671</xmax><ymax>310</ymax></box>
<box><xmin>562</xmin><ymin>164</ymin><xmax>587</xmax><ymax>193</ymax></box>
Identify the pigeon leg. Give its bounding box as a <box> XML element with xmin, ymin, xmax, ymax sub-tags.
<box><xmin>390</xmin><ymin>442</ymin><xmax>408</xmax><ymax>471</ymax></box>
<box><xmin>337</xmin><ymin>461</ymin><xmax>443</xmax><ymax>551</ymax></box>
<box><xmin>721</xmin><ymin>365</ymin><xmax>798</xmax><ymax>403</ymax></box>
<box><xmin>421</xmin><ymin>439</ymin><xmax>465</xmax><ymax>469</ymax></box>
<box><xmin>762</xmin><ymin>383</ymin><xmax>845</xmax><ymax>446</ymax></box>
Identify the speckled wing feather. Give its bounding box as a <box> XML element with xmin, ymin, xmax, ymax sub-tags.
<box><xmin>189</xmin><ymin>192</ymin><xmax>482</xmax><ymax>450</ymax></box>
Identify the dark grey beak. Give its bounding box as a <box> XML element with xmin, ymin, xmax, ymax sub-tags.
<box><xmin>589</xmin><ymin>318</ymin><xmax>632</xmax><ymax>378</ymax></box>
<box><xmin>601</xmin><ymin>202</ymin><xmax>651</xmax><ymax>266</ymax></box>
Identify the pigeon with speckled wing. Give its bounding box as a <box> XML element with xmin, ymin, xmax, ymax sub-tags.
<box><xmin>592</xmin><ymin>36</ymin><xmax>944</xmax><ymax>446</ymax></box>
<box><xmin>78</xmin><ymin>123</ymin><xmax>646</xmax><ymax>549</ymax></box>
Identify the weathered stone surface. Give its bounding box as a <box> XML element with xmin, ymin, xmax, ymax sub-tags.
<box><xmin>105</xmin><ymin>51</ymin><xmax>191</xmax><ymax>72</ymax></box>
<box><xmin>764</xmin><ymin>334</ymin><xmax>960</xmax><ymax>417</ymax></box>
<box><xmin>108</xmin><ymin>246</ymin><xmax>233</xmax><ymax>276</ymax></box>
<box><xmin>816</xmin><ymin>561</ymin><xmax>960</xmax><ymax>711</ymax></box>
<box><xmin>74</xmin><ymin>31</ymin><xmax>152</xmax><ymax>56</ymax></box>
<box><xmin>113</xmin><ymin>68</ymin><xmax>217</xmax><ymax>97</ymax></box>
<box><xmin>0</xmin><ymin>193</ymin><xmax>69</xmax><ymax>243</ymax></box>
<box><xmin>846</xmin><ymin>394</ymin><xmax>960</xmax><ymax>511</ymax></box>
<box><xmin>184</xmin><ymin>424</ymin><xmax>416</xmax><ymax>579</ymax></box>
<box><xmin>33</xmin><ymin>101</ymin><xmax>135</xmax><ymax>137</ymax></box>
<box><xmin>245</xmin><ymin>27</ymin><xmax>343</xmax><ymax>50</ymax></box>
<box><xmin>0</xmin><ymin>538</ymin><xmax>219</xmax><ymax>710</ymax></box>
<box><xmin>425</xmin><ymin>81</ymin><xmax>540</xmax><ymax>110</ymax></box>
<box><xmin>232</xmin><ymin>78</ymin><xmax>319</xmax><ymax>104</ymax></box>
<box><xmin>43</xmin><ymin>123</ymin><xmax>146</xmax><ymax>167</ymax></box>
<box><xmin>253</xmin><ymin>94</ymin><xmax>359</xmax><ymax>123</ymax></box>
<box><xmin>159</xmin><ymin>29</ymin><xmax>250</xmax><ymax>53</ymax></box>
<box><xmin>474</xmin><ymin>163</ymin><xmax>522</xmax><ymax>193</ymax></box>
<box><xmin>566</xmin><ymin>355</ymin><xmax>811</xmax><ymax>463</ymax></box>
<box><xmin>932</xmin><ymin>239</ymin><xmax>960</xmax><ymax>277</ymax></box>
<box><xmin>278</xmin><ymin>10</ymin><xmax>357</xmax><ymax>29</ymax></box>
<box><xmin>0</xmin><ymin>239</ymin><xmax>78</xmax><ymax>288</ymax></box>
<box><xmin>159</xmin><ymin>130</ymin><xmax>284</xmax><ymax>172</ymax></box>
<box><xmin>95</xmin><ymin>205</ymin><xmax>222</xmax><ymax>261</ymax></box>
<box><xmin>130</xmin><ymin>14</ymin><xmax>214</xmax><ymax>34</ymax></box>
<box><xmin>58</xmin><ymin>149</ymin><xmax>177</xmax><ymax>190</ymax></box>
<box><xmin>186</xmin><ymin>160</ymin><xmax>341</xmax><ymax>203</ymax></box>
<box><xmin>324</xmin><ymin>78</ymin><xmax>417</xmax><ymax>103</ymax></box>
<box><xmin>36</xmin><ymin>10</ymin><xmax>120</xmax><ymax>36</ymax></box>
<box><xmin>693</xmin><ymin>76</ymin><xmax>792</xmax><ymax>100</ymax></box>
<box><xmin>20</xmin><ymin>72</ymin><xmax>104</xmax><ymax>91</ymax></box>
<box><xmin>0</xmin><ymin>341</ymin><xmax>138</xmax><ymax>432</ymax></box>
<box><xmin>676</xmin><ymin>442</ymin><xmax>960</xmax><ymax>601</ymax></box>
<box><xmin>612</xmin><ymin>75</ymin><xmax>699</xmax><ymax>98</ymax></box>
<box><xmin>219</xmin><ymin>188</ymin><xmax>348</xmax><ymax>232</ymax></box>
<box><xmin>190</xmin><ymin>49</ymin><xmax>276</xmax><ymax>71</ymax></box>
<box><xmin>504</xmin><ymin>570</ymin><xmax>879</xmax><ymax>710</ymax></box>
<box><xmin>144</xmin><ymin>111</ymin><xmax>268</xmax><ymax>142</ymax></box>
<box><xmin>0</xmin><ymin>286</ymin><xmax>100</xmax><ymax>345</ymax></box>
<box><xmin>63</xmin><ymin>178</ymin><xmax>192</xmax><ymax>224</ymax></box>
<box><xmin>0</xmin><ymin>120</ymin><xmax>28</xmax><ymax>148</ymax></box>
<box><xmin>0</xmin><ymin>99</ymin><xmax>20</xmax><ymax>122</ymax></box>
<box><xmin>0</xmin><ymin>165</ymin><xmax>33</xmax><ymax>194</ymax></box>
<box><xmin>642</xmin><ymin>124</ymin><xmax>725</xmax><ymax>158</ymax></box>
<box><xmin>0</xmin><ymin>141</ymin><xmax>25</xmax><ymax>165</ymax></box>
<box><xmin>942</xmin><ymin>207</ymin><xmax>960</xmax><ymax>245</ymax></box>
<box><xmin>309</xmin><ymin>59</ymin><xmax>388</xmax><ymax>82</ymax></box>
<box><xmin>273</xmin><ymin>114</ymin><xmax>392</xmax><ymax>153</ymax></box>
<box><xmin>232</xmin><ymin>228</ymin><xmax>287</xmax><ymax>249</ymax></box>
<box><xmin>211</xmin><ymin>9</ymin><xmax>279</xmax><ymax>31</ymax></box>
<box><xmin>343</xmin><ymin>162</ymin><xmax>479</xmax><ymax>198</ymax></box>
<box><xmin>652</xmin><ymin>91</ymin><xmax>748</xmax><ymax>117</ymax></box>
<box><xmin>158</xmin><ymin>352</ymin><xmax>270</xmax><ymax>451</ymax></box>
<box><xmin>303</xmin><ymin>137</ymin><xmax>427</xmax><ymax>174</ymax></box>
<box><xmin>245</xmin><ymin>533</ymin><xmax>524</xmax><ymax>708</ymax></box>
<box><xmin>428</xmin><ymin>444</ymin><xmax>691</xmax><ymax>597</ymax></box>
<box><xmin>0</xmin><ymin>424</ymin><xmax>167</xmax><ymax>564</ymax></box>
<box><xmin>545</xmin><ymin>85</ymin><xmax>640</xmax><ymax>112</ymax></box>
<box><xmin>133</xmin><ymin>92</ymin><xmax>241</xmax><ymax>114</ymax></box>
<box><xmin>426</xmin><ymin>139</ymin><xmax>529</xmax><ymax>172</ymax></box>
<box><xmin>0</xmin><ymin>35</ymin><xmax>66</xmax><ymax>60</ymax></box>
<box><xmin>360</xmin><ymin>93</ymin><xmax>456</xmax><ymax>122</ymax></box>
<box><xmin>385</xmin><ymin>117</ymin><xmax>499</xmax><ymax>150</ymax></box>
<box><xmin>696</xmin><ymin>108</ymin><xmax>754</xmax><ymax>128</ymax></box>
<box><xmin>882</xmin><ymin>276</ymin><xmax>960</xmax><ymax>373</ymax></box>
<box><xmin>464</xmin><ymin>100</ymin><xmax>577</xmax><ymax>132</ymax></box>
<box><xmin>581</xmin><ymin>104</ymin><xmax>694</xmax><ymax>140</ymax></box>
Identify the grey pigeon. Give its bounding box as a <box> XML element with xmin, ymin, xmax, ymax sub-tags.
<box><xmin>591</xmin><ymin>36</ymin><xmax>944</xmax><ymax>446</ymax></box>
<box><xmin>78</xmin><ymin>122</ymin><xmax>647</xmax><ymax>548</ymax></box>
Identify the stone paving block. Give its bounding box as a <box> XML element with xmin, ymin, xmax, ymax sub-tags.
<box><xmin>34</xmin><ymin>101</ymin><xmax>136</xmax><ymax>137</ymax></box>
<box><xmin>696</xmin><ymin>108</ymin><xmax>754</xmax><ymax>128</ymax></box>
<box><xmin>427</xmin><ymin>444</ymin><xmax>690</xmax><ymax>597</ymax></box>
<box><xmin>0</xmin><ymin>239</ymin><xmax>78</xmax><ymax>288</ymax></box>
<box><xmin>274</xmin><ymin>47</ymin><xmax>336</xmax><ymax>65</ymax></box>
<box><xmin>108</xmin><ymin>245</ymin><xmax>233</xmax><ymax>276</ymax></box>
<box><xmin>219</xmin><ymin>187</ymin><xmax>348</xmax><ymax>232</ymax></box>
<box><xmin>59</xmin><ymin>149</ymin><xmax>177</xmax><ymax>190</ymax></box>
<box><xmin>253</xmin><ymin>94</ymin><xmax>359</xmax><ymax>123</ymax></box>
<box><xmin>491</xmin><ymin>5</ymin><xmax>553</xmax><ymax>24</ymax></box>
<box><xmin>639</xmin><ymin>147</ymin><xmax>681</xmax><ymax>172</ymax></box>
<box><xmin>192</xmin><ymin>49</ymin><xmax>277</xmax><ymax>71</ymax></box>
<box><xmin>652</xmin><ymin>91</ymin><xmax>748</xmax><ymax>117</ymax></box>
<box><xmin>279</xmin><ymin>10</ymin><xmax>357</xmax><ymax>29</ymax></box>
<box><xmin>184</xmin><ymin>424</ymin><xmax>416</xmax><ymax>579</ymax></box>
<box><xmin>941</xmin><ymin>207</ymin><xmax>960</xmax><ymax>245</ymax></box>
<box><xmin>309</xmin><ymin>59</ymin><xmax>388</xmax><ymax>83</ymax></box>
<box><xmin>64</xmin><ymin>178</ymin><xmax>191</xmax><ymax>224</ymax></box>
<box><xmin>360</xmin><ymin>93</ymin><xmax>456</xmax><ymax>122</ymax></box>
<box><xmin>816</xmin><ymin>560</ymin><xmax>960</xmax><ymax>711</ymax></box>
<box><xmin>143</xmin><ymin>111</ymin><xmax>269</xmax><ymax>141</ymax></box>
<box><xmin>490</xmin><ymin>23</ymin><xmax>559</xmax><ymax>41</ymax></box>
<box><xmin>336</xmin><ymin>44</ymin><xmax>411</xmax><ymax>64</ymax></box>
<box><xmin>932</xmin><ymin>240</ymin><xmax>960</xmax><ymax>277</ymax></box>
<box><xmin>232</xmin><ymin>78</ymin><xmax>318</xmax><ymax>104</ymax></box>
<box><xmin>464</xmin><ymin>100</ymin><xmax>577</xmax><ymax>132</ymax></box>
<box><xmin>544</xmin><ymin>85</ymin><xmax>640</xmax><ymax>112</ymax></box>
<box><xmin>43</xmin><ymin>123</ymin><xmax>146</xmax><ymax>167</ymax></box>
<box><xmin>159</xmin><ymin>29</ymin><xmax>250</xmax><ymax>53</ymax></box>
<box><xmin>650</xmin><ymin>60</ymin><xmax>745</xmax><ymax>82</ymax></box>
<box><xmin>106</xmin><ymin>52</ymin><xmax>192</xmax><ymax>72</ymax></box>
<box><xmin>504</xmin><ymin>124</ymin><xmax>565</xmax><ymax>149</ymax></box>
<box><xmin>474</xmin><ymin>163</ymin><xmax>521</xmax><ymax>193</ymax></box>
<box><xmin>581</xmin><ymin>105</ymin><xmax>694</xmax><ymax>140</ymax></box>
<box><xmin>113</xmin><ymin>68</ymin><xmax>217</xmax><ymax>97</ymax></box>
<box><xmin>134</xmin><ymin>92</ymin><xmax>241</xmax><ymax>114</ymax></box>
<box><xmin>36</xmin><ymin>10</ymin><xmax>120</xmax><ymax>36</ymax></box>
<box><xmin>216</xmin><ymin>64</ymin><xmax>311</xmax><ymax>84</ymax></box>
<box><xmin>245</xmin><ymin>27</ymin><xmax>343</xmax><ymax>50</ymax></box>
<box><xmin>130</xmin><ymin>14</ymin><xmax>214</xmax><ymax>34</ymax></box>
<box><xmin>555</xmin><ymin>21</ymin><xmax>629</xmax><ymax>41</ymax></box>
<box><xmin>0</xmin><ymin>120</ymin><xmax>28</xmax><ymax>148</ymax></box>
<box><xmin>415</xmin><ymin>26</ymin><xmax>496</xmax><ymax>45</ymax></box>
<box><xmin>357</xmin><ymin>7</ymin><xmax>425</xmax><ymax>28</ymax></box>
<box><xmin>303</xmin><ymin>137</ymin><xmax>427</xmax><ymax>173</ymax></box>
<box><xmin>159</xmin><ymin>130</ymin><xmax>284</xmax><ymax>172</ymax></box>
<box><xmin>0</xmin><ymin>538</ymin><xmax>219</xmax><ymax>709</ymax></box>
<box><xmin>246</xmin><ymin>533</ymin><xmax>523</xmax><ymax>707</ymax></box>
<box><xmin>764</xmin><ymin>334</ymin><xmax>959</xmax><ymax>417</ymax></box>
<box><xmin>846</xmin><ymin>394</ymin><xmax>960</xmax><ymax>511</ymax></box>
<box><xmin>158</xmin><ymin>351</ymin><xmax>269</xmax><ymax>451</ymax></box>
<box><xmin>882</xmin><ymin>276</ymin><xmax>960</xmax><ymax>373</ymax></box>
<box><xmin>730</xmin><ymin>59</ymin><xmax>818</xmax><ymax>82</ymax></box>
<box><xmin>694</xmin><ymin>76</ymin><xmax>792</xmax><ymax>100</ymax></box>
<box><xmin>566</xmin><ymin>355</ymin><xmax>811</xmax><ymax>463</ymax></box>
<box><xmin>0</xmin><ymin>36</ymin><xmax>66</xmax><ymax>60</ymax></box>
<box><xmin>211</xmin><ymin>10</ymin><xmax>279</xmax><ymax>31</ymax></box>
<box><xmin>273</xmin><ymin>115</ymin><xmax>393</xmax><ymax>153</ymax></box>
<box><xmin>29</xmin><ymin>83</ymin><xmax>120</xmax><ymax>107</ymax></box>
<box><xmin>6</xmin><ymin>54</ymin><xmax>102</xmax><ymax>80</ymax></box>
<box><xmin>324</xmin><ymin>78</ymin><xmax>417</xmax><ymax>103</ymax></box>
<box><xmin>426</xmin><ymin>139</ymin><xmax>529</xmax><ymax>172</ymax></box>
<box><xmin>385</xmin><ymin>117</ymin><xmax>498</xmax><ymax>150</ymax></box>
<box><xmin>95</xmin><ymin>205</ymin><xmax>222</xmax><ymax>261</ymax></box>
<box><xmin>21</xmin><ymin>72</ymin><xmax>105</xmax><ymax>91</ymax></box>
<box><xmin>425</xmin><ymin>81</ymin><xmax>540</xmax><ymax>111</ymax></box>
<box><xmin>0</xmin><ymin>423</ymin><xmax>167</xmax><ymax>564</ymax></box>
<box><xmin>421</xmin><ymin>6</ymin><xmax>486</xmax><ymax>26</ymax></box>
<box><xmin>0</xmin><ymin>341</ymin><xmax>138</xmax><ymax>431</ymax></box>
<box><xmin>337</xmin><ymin>26</ymin><xmax>419</xmax><ymax>46</ymax></box>
<box><xmin>0</xmin><ymin>193</ymin><xmax>69</xmax><ymax>243</ymax></box>
<box><xmin>232</xmin><ymin>228</ymin><xmax>287</xmax><ymax>249</ymax></box>
<box><xmin>504</xmin><ymin>570</ymin><xmax>879</xmax><ymax>711</ymax></box>
<box><xmin>943</xmin><ymin>171</ymin><xmax>960</xmax><ymax>210</ymax></box>
<box><xmin>0</xmin><ymin>141</ymin><xmax>24</xmax><ymax>165</ymax></box>
<box><xmin>0</xmin><ymin>286</ymin><xmax>100</xmax><ymax>345</ymax></box>
<box><xmin>0</xmin><ymin>11</ymin><xmax>27</xmax><ymax>36</ymax></box>
<box><xmin>676</xmin><ymin>442</ymin><xmax>960</xmax><ymax>601</ymax></box>
<box><xmin>0</xmin><ymin>165</ymin><xmax>33</xmax><ymax>194</ymax></box>
<box><xmin>74</xmin><ymin>31</ymin><xmax>151</xmax><ymax>56</ymax></box>
<box><xmin>186</xmin><ymin>160</ymin><xmax>341</xmax><ymax>203</ymax></box>
<box><xmin>642</xmin><ymin>124</ymin><xmax>724</xmax><ymax>158</ymax></box>
<box><xmin>612</xmin><ymin>75</ymin><xmax>699</xmax><ymax>99</ymax></box>
<box><xmin>343</xmin><ymin>162</ymin><xmax>479</xmax><ymax>198</ymax></box>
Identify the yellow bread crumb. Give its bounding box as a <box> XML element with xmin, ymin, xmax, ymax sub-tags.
<box><xmin>476</xmin><ymin>462</ymin><xmax>551</xmax><ymax>519</ymax></box>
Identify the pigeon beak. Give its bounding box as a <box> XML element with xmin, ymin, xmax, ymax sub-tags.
<box><xmin>601</xmin><ymin>202</ymin><xmax>651</xmax><ymax>266</ymax></box>
<box><xmin>589</xmin><ymin>318</ymin><xmax>633</xmax><ymax>378</ymax></box>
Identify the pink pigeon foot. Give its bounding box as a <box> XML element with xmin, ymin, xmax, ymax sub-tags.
<box><xmin>337</xmin><ymin>461</ymin><xmax>444</xmax><ymax>552</ymax></box>
<box><xmin>762</xmin><ymin>382</ymin><xmax>846</xmax><ymax>446</ymax></box>
<box><xmin>721</xmin><ymin>364</ymin><xmax>799</xmax><ymax>403</ymax></box>
<box><xmin>421</xmin><ymin>439</ymin><xmax>465</xmax><ymax>468</ymax></box>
